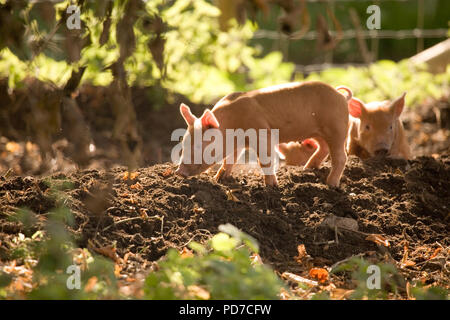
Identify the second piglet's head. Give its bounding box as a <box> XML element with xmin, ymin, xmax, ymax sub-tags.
<box><xmin>175</xmin><ymin>103</ymin><xmax>221</xmax><ymax>177</ymax></box>
<box><xmin>276</xmin><ymin>139</ymin><xmax>318</xmax><ymax>166</ymax></box>
<box><xmin>348</xmin><ymin>93</ymin><xmax>406</xmax><ymax>157</ymax></box>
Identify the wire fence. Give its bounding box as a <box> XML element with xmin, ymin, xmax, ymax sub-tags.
<box><xmin>252</xmin><ymin>0</ymin><xmax>448</xmax><ymax>73</ymax></box>
<box><xmin>253</xmin><ymin>28</ymin><xmax>449</xmax><ymax>41</ymax></box>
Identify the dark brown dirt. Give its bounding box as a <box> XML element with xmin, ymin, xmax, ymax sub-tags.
<box><xmin>0</xmin><ymin>83</ymin><xmax>449</xmax><ymax>293</ymax></box>
<box><xmin>1</xmin><ymin>83</ymin><xmax>449</xmax><ymax>176</ymax></box>
<box><xmin>1</xmin><ymin>154</ymin><xmax>449</xmax><ymax>288</ymax></box>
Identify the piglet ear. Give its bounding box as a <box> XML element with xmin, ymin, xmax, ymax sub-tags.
<box><xmin>302</xmin><ymin>139</ymin><xmax>318</xmax><ymax>149</ymax></box>
<box><xmin>201</xmin><ymin>109</ymin><xmax>220</xmax><ymax>129</ymax></box>
<box><xmin>276</xmin><ymin>143</ymin><xmax>288</xmax><ymax>154</ymax></box>
<box><xmin>348</xmin><ymin>98</ymin><xmax>365</xmax><ymax>118</ymax></box>
<box><xmin>180</xmin><ymin>103</ymin><xmax>196</xmax><ymax>126</ymax></box>
<box><xmin>275</xmin><ymin>144</ymin><xmax>287</xmax><ymax>159</ymax></box>
<box><xmin>390</xmin><ymin>92</ymin><xmax>406</xmax><ymax>118</ymax></box>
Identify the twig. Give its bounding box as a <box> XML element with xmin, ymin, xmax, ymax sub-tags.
<box><xmin>32</xmin><ymin>20</ymin><xmax>63</xmax><ymax>60</ymax></box>
<box><xmin>177</xmin><ymin>229</ymin><xmax>213</xmax><ymax>248</ymax></box>
<box><xmin>102</xmin><ymin>216</ymin><xmax>145</xmax><ymax>232</ymax></box>
<box><xmin>160</xmin><ymin>215</ymin><xmax>164</xmax><ymax>241</ymax></box>
<box><xmin>330</xmin><ymin>253</ymin><xmax>366</xmax><ymax>271</ymax></box>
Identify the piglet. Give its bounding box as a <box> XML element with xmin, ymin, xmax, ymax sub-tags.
<box><xmin>276</xmin><ymin>139</ymin><xmax>318</xmax><ymax>166</ymax></box>
<box><xmin>277</xmin><ymin>93</ymin><xmax>412</xmax><ymax>163</ymax></box>
<box><xmin>347</xmin><ymin>93</ymin><xmax>411</xmax><ymax>159</ymax></box>
<box><xmin>175</xmin><ymin>81</ymin><xmax>351</xmax><ymax>187</ymax></box>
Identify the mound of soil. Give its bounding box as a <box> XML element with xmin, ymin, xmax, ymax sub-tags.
<box><xmin>1</xmin><ymin>154</ymin><xmax>449</xmax><ymax>290</ymax></box>
<box><xmin>0</xmin><ymin>83</ymin><xmax>448</xmax><ymax>295</ymax></box>
<box><xmin>1</xmin><ymin>83</ymin><xmax>449</xmax><ymax>176</ymax></box>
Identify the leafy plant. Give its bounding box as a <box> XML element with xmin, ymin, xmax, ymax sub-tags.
<box><xmin>0</xmin><ymin>0</ymin><xmax>294</xmax><ymax>103</ymax></box>
<box><xmin>331</xmin><ymin>256</ymin><xmax>449</xmax><ymax>300</ymax></box>
<box><xmin>0</xmin><ymin>178</ymin><xmax>118</xmax><ymax>300</ymax></box>
<box><xmin>331</xmin><ymin>256</ymin><xmax>403</xmax><ymax>299</ymax></box>
<box><xmin>143</xmin><ymin>224</ymin><xmax>284</xmax><ymax>300</ymax></box>
<box><xmin>299</xmin><ymin>60</ymin><xmax>450</xmax><ymax>107</ymax></box>
<box><xmin>409</xmin><ymin>284</ymin><xmax>449</xmax><ymax>300</ymax></box>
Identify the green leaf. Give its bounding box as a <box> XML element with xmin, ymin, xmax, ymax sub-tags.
<box><xmin>210</xmin><ymin>232</ymin><xmax>238</xmax><ymax>252</ymax></box>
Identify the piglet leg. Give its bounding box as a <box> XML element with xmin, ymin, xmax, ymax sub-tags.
<box><xmin>325</xmin><ymin>139</ymin><xmax>347</xmax><ymax>188</ymax></box>
<box><xmin>257</xmin><ymin>131</ymin><xmax>278</xmax><ymax>186</ymax></box>
<box><xmin>214</xmin><ymin>148</ymin><xmax>241</xmax><ymax>182</ymax></box>
<box><xmin>304</xmin><ymin>136</ymin><xmax>329</xmax><ymax>169</ymax></box>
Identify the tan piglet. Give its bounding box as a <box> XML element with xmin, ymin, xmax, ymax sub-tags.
<box><xmin>347</xmin><ymin>93</ymin><xmax>411</xmax><ymax>160</ymax></box>
<box><xmin>175</xmin><ymin>81</ymin><xmax>352</xmax><ymax>187</ymax></box>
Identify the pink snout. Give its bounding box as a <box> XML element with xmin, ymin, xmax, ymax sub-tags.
<box><xmin>175</xmin><ymin>167</ymin><xmax>188</xmax><ymax>177</ymax></box>
<box><xmin>374</xmin><ymin>143</ymin><xmax>390</xmax><ymax>156</ymax></box>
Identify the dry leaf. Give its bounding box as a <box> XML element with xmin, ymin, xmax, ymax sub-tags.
<box><xmin>84</xmin><ymin>276</ymin><xmax>98</xmax><ymax>292</ymax></box>
<box><xmin>226</xmin><ymin>190</ymin><xmax>240</xmax><ymax>202</ymax></box>
<box><xmin>122</xmin><ymin>171</ymin><xmax>138</xmax><ymax>181</ymax></box>
<box><xmin>428</xmin><ymin>247</ymin><xmax>442</xmax><ymax>260</ymax></box>
<box><xmin>400</xmin><ymin>244</ymin><xmax>416</xmax><ymax>268</ymax></box>
<box><xmin>114</xmin><ymin>264</ymin><xmax>122</xmax><ymax>278</ymax></box>
<box><xmin>250</xmin><ymin>253</ymin><xmax>263</xmax><ymax>265</ymax></box>
<box><xmin>89</xmin><ymin>240</ymin><xmax>121</xmax><ymax>263</ymax></box>
<box><xmin>330</xmin><ymin>288</ymin><xmax>354</xmax><ymax>300</ymax></box>
<box><xmin>130</xmin><ymin>172</ymin><xmax>138</xmax><ymax>180</ymax></box>
<box><xmin>295</xmin><ymin>244</ymin><xmax>309</xmax><ymax>264</ymax></box>
<box><xmin>193</xmin><ymin>207</ymin><xmax>205</xmax><ymax>214</ymax></box>
<box><xmin>402</xmin><ymin>260</ymin><xmax>416</xmax><ymax>268</ymax></box>
<box><xmin>140</xmin><ymin>208</ymin><xmax>149</xmax><ymax>220</ymax></box>
<box><xmin>6</xmin><ymin>141</ymin><xmax>21</xmax><ymax>153</ymax></box>
<box><xmin>187</xmin><ymin>285</ymin><xmax>210</xmax><ymax>300</ymax></box>
<box><xmin>309</xmin><ymin>268</ymin><xmax>329</xmax><ymax>283</ymax></box>
<box><xmin>365</xmin><ymin>234</ymin><xmax>390</xmax><ymax>247</ymax></box>
<box><xmin>180</xmin><ymin>247</ymin><xmax>194</xmax><ymax>259</ymax></box>
<box><xmin>280</xmin><ymin>288</ymin><xmax>291</xmax><ymax>300</ymax></box>
<box><xmin>130</xmin><ymin>182</ymin><xmax>142</xmax><ymax>190</ymax></box>
<box><xmin>123</xmin><ymin>252</ymin><xmax>132</xmax><ymax>264</ymax></box>
<box><xmin>406</xmin><ymin>281</ymin><xmax>414</xmax><ymax>300</ymax></box>
<box><xmin>162</xmin><ymin>168</ymin><xmax>173</xmax><ymax>177</ymax></box>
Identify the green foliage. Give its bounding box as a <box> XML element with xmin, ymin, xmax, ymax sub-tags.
<box><xmin>299</xmin><ymin>60</ymin><xmax>450</xmax><ymax>107</ymax></box>
<box><xmin>0</xmin><ymin>0</ymin><xmax>293</xmax><ymax>103</ymax></box>
<box><xmin>2</xmin><ymin>198</ymin><xmax>283</xmax><ymax>300</ymax></box>
<box><xmin>1</xmin><ymin>0</ymin><xmax>447</xmax><ymax>105</ymax></box>
<box><xmin>1</xmin><ymin>179</ymin><xmax>118</xmax><ymax>300</ymax></box>
<box><xmin>143</xmin><ymin>224</ymin><xmax>284</xmax><ymax>300</ymax></box>
<box><xmin>123</xmin><ymin>0</ymin><xmax>294</xmax><ymax>102</ymax></box>
<box><xmin>332</xmin><ymin>257</ymin><xmax>401</xmax><ymax>299</ymax></box>
<box><xmin>254</xmin><ymin>0</ymin><xmax>449</xmax><ymax>64</ymax></box>
<box><xmin>8</xmin><ymin>230</ymin><xmax>43</xmax><ymax>261</ymax></box>
<box><xmin>331</xmin><ymin>256</ymin><xmax>449</xmax><ymax>300</ymax></box>
<box><xmin>409</xmin><ymin>284</ymin><xmax>449</xmax><ymax>300</ymax></box>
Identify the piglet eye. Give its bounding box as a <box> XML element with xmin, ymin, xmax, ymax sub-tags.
<box><xmin>365</xmin><ymin>125</ymin><xmax>370</xmax><ymax>130</ymax></box>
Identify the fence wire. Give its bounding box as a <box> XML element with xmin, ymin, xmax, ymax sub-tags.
<box><xmin>252</xmin><ymin>0</ymin><xmax>448</xmax><ymax>72</ymax></box>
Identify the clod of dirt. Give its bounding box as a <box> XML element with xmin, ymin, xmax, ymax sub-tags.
<box><xmin>321</xmin><ymin>215</ymin><xmax>359</xmax><ymax>232</ymax></box>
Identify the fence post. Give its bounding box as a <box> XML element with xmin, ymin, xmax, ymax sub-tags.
<box><xmin>349</xmin><ymin>8</ymin><xmax>372</xmax><ymax>64</ymax></box>
<box><xmin>417</xmin><ymin>0</ymin><xmax>425</xmax><ymax>52</ymax></box>
<box><xmin>370</xmin><ymin>0</ymin><xmax>380</xmax><ymax>61</ymax></box>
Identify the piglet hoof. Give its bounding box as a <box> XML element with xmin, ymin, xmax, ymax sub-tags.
<box><xmin>264</xmin><ymin>175</ymin><xmax>278</xmax><ymax>187</ymax></box>
<box><xmin>304</xmin><ymin>163</ymin><xmax>320</xmax><ymax>170</ymax></box>
<box><xmin>325</xmin><ymin>178</ymin><xmax>340</xmax><ymax>189</ymax></box>
<box><xmin>214</xmin><ymin>169</ymin><xmax>229</xmax><ymax>183</ymax></box>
